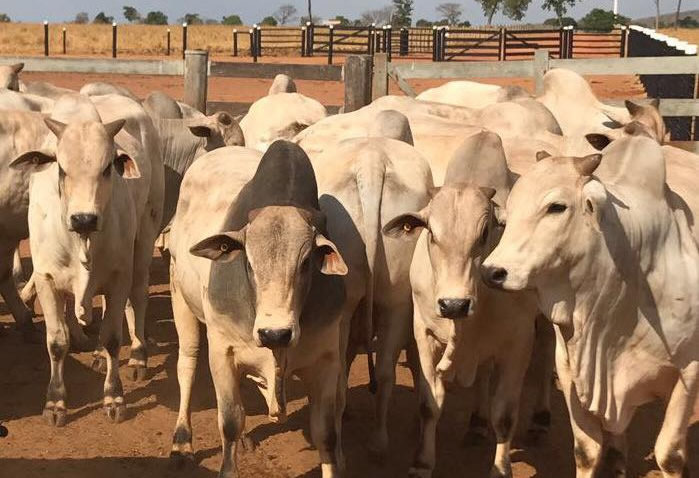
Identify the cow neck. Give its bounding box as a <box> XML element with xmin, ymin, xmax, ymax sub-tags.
<box><xmin>157</xmin><ymin>119</ymin><xmax>205</xmax><ymax>175</ymax></box>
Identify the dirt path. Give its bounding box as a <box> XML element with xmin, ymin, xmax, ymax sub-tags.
<box><xmin>0</xmin><ymin>247</ymin><xmax>697</xmax><ymax>478</ymax></box>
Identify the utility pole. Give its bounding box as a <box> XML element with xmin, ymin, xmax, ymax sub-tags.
<box><xmin>308</xmin><ymin>0</ymin><xmax>312</xmax><ymax>23</ymax></box>
<box><xmin>613</xmin><ymin>0</ymin><xmax>619</xmax><ymax>15</ymax></box>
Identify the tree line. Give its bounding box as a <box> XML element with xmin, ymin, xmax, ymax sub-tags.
<box><xmin>0</xmin><ymin>1</ymin><xmax>695</xmax><ymax>30</ymax></box>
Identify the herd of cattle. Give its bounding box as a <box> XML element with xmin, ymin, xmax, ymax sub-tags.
<box><xmin>0</xmin><ymin>61</ymin><xmax>697</xmax><ymax>478</ymax></box>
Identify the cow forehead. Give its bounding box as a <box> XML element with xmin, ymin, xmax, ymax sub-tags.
<box><xmin>246</xmin><ymin>206</ymin><xmax>315</xmax><ymax>252</ymax></box>
<box><xmin>58</xmin><ymin>122</ymin><xmax>114</xmax><ymax>170</ymax></box>
<box><xmin>508</xmin><ymin>158</ymin><xmax>579</xmax><ymax>207</ymax></box>
<box><xmin>430</xmin><ymin>187</ymin><xmax>490</xmax><ymax>239</ymax></box>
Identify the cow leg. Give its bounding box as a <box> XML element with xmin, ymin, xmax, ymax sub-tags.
<box><xmin>600</xmin><ymin>432</ymin><xmax>627</xmax><ymax>478</ymax></box>
<box><xmin>369</xmin><ymin>303</ymin><xmax>412</xmax><ymax>460</ymax></box>
<box><xmin>302</xmin><ymin>355</ymin><xmax>343</xmax><ymax>478</ymax></box>
<box><xmin>101</xmin><ymin>286</ymin><xmax>128</xmax><ymax>424</ymax></box>
<box><xmin>0</xmin><ymin>250</ymin><xmax>39</xmax><ymax>343</ymax></box>
<box><xmin>528</xmin><ymin>314</ymin><xmax>554</xmax><ymax>442</ymax></box>
<box><xmin>208</xmin><ymin>332</ymin><xmax>245</xmax><ymax>478</ymax></box>
<box><xmin>35</xmin><ymin>276</ymin><xmax>68</xmax><ymax>427</ymax></box>
<box><xmin>12</xmin><ymin>248</ymin><xmax>24</xmax><ymax>286</ymax></box>
<box><xmin>466</xmin><ymin>362</ymin><xmax>492</xmax><ymax>445</ymax></box>
<box><xmin>490</xmin><ymin>329</ymin><xmax>532</xmax><ymax>478</ymax></box>
<box><xmin>554</xmin><ymin>328</ymin><xmax>603</xmax><ymax>478</ymax></box>
<box><xmin>410</xmin><ymin>318</ymin><xmax>445</xmax><ymax>478</ymax></box>
<box><xmin>170</xmin><ymin>281</ymin><xmax>201</xmax><ymax>465</ymax></box>
<box><xmin>655</xmin><ymin>363</ymin><xmax>698</xmax><ymax>478</ymax></box>
<box><xmin>124</xmin><ymin>236</ymin><xmax>155</xmax><ymax>381</ymax></box>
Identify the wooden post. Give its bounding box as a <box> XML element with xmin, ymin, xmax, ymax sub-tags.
<box><xmin>344</xmin><ymin>55</ymin><xmax>372</xmax><ymax>113</ymax></box>
<box><xmin>372</xmin><ymin>53</ymin><xmax>388</xmax><ymax>101</ymax></box>
<box><xmin>184</xmin><ymin>50</ymin><xmax>208</xmax><ymax>113</ymax></box>
<box><xmin>301</xmin><ymin>27</ymin><xmax>306</xmax><ymax>57</ymax></box>
<box><xmin>167</xmin><ymin>29</ymin><xmax>171</xmax><ymax>56</ymax></box>
<box><xmin>308</xmin><ymin>22</ymin><xmax>315</xmax><ymax>57</ymax></box>
<box><xmin>112</xmin><ymin>23</ymin><xmax>117</xmax><ymax>58</ymax></box>
<box><xmin>568</xmin><ymin>27</ymin><xmax>574</xmax><ymax>59</ymax></box>
<box><xmin>368</xmin><ymin>23</ymin><xmax>375</xmax><ymax>55</ymax></box>
<box><xmin>328</xmin><ymin>25</ymin><xmax>334</xmax><ymax>65</ymax></box>
<box><xmin>43</xmin><ymin>21</ymin><xmax>49</xmax><ymax>57</ymax></box>
<box><xmin>256</xmin><ymin>25</ymin><xmax>262</xmax><ymax>58</ymax></box>
<box><xmin>250</xmin><ymin>29</ymin><xmax>257</xmax><ymax>62</ymax></box>
<box><xmin>432</xmin><ymin>26</ymin><xmax>437</xmax><ymax>62</ymax></box>
<box><xmin>534</xmin><ymin>49</ymin><xmax>550</xmax><ymax>95</ymax></box>
<box><xmin>182</xmin><ymin>23</ymin><xmax>188</xmax><ymax>60</ymax></box>
<box><xmin>499</xmin><ymin>27</ymin><xmax>507</xmax><ymax>61</ymax></box>
<box><xmin>386</xmin><ymin>25</ymin><xmax>393</xmax><ymax>62</ymax></box>
<box><xmin>619</xmin><ymin>26</ymin><xmax>628</xmax><ymax>58</ymax></box>
<box><xmin>233</xmin><ymin>29</ymin><xmax>238</xmax><ymax>56</ymax></box>
<box><xmin>62</xmin><ymin>28</ymin><xmax>66</xmax><ymax>55</ymax></box>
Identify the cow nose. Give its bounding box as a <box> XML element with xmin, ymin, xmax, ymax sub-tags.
<box><xmin>437</xmin><ymin>298</ymin><xmax>474</xmax><ymax>319</ymax></box>
<box><xmin>258</xmin><ymin>328</ymin><xmax>293</xmax><ymax>348</ymax></box>
<box><xmin>70</xmin><ymin>214</ymin><xmax>99</xmax><ymax>234</ymax></box>
<box><xmin>482</xmin><ymin>266</ymin><xmax>508</xmax><ymax>288</ymax></box>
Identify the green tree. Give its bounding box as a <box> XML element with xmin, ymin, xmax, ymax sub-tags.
<box><xmin>273</xmin><ymin>4</ymin><xmax>297</xmax><ymax>25</ymax></box>
<box><xmin>0</xmin><ymin>13</ymin><xmax>10</xmax><ymax>23</ymax></box>
<box><xmin>415</xmin><ymin>18</ymin><xmax>433</xmax><ymax>27</ymax></box>
<box><xmin>93</xmin><ymin>12</ymin><xmax>114</xmax><ymax>24</ymax></box>
<box><xmin>74</xmin><ymin>12</ymin><xmax>89</xmax><ymax>24</ymax></box>
<box><xmin>578</xmin><ymin>8</ymin><xmax>629</xmax><ymax>32</ymax></box>
<box><xmin>333</xmin><ymin>15</ymin><xmax>351</xmax><ymax>26</ymax></box>
<box><xmin>222</xmin><ymin>14</ymin><xmax>243</xmax><ymax>25</ymax></box>
<box><xmin>475</xmin><ymin>0</ymin><xmax>533</xmax><ymax>25</ymax></box>
<box><xmin>123</xmin><ymin>6</ymin><xmax>141</xmax><ymax>23</ymax></box>
<box><xmin>678</xmin><ymin>16</ymin><xmax>699</xmax><ymax>28</ymax></box>
<box><xmin>542</xmin><ymin>0</ymin><xmax>577</xmax><ymax>26</ymax></box>
<box><xmin>300</xmin><ymin>15</ymin><xmax>322</xmax><ymax>24</ymax></box>
<box><xmin>544</xmin><ymin>16</ymin><xmax>577</xmax><ymax>27</ymax></box>
<box><xmin>182</xmin><ymin>13</ymin><xmax>202</xmax><ymax>25</ymax></box>
<box><xmin>260</xmin><ymin>16</ymin><xmax>278</xmax><ymax>26</ymax></box>
<box><xmin>392</xmin><ymin>0</ymin><xmax>414</xmax><ymax>27</ymax></box>
<box><xmin>144</xmin><ymin>11</ymin><xmax>168</xmax><ymax>24</ymax></box>
<box><xmin>436</xmin><ymin>3</ymin><xmax>462</xmax><ymax>25</ymax></box>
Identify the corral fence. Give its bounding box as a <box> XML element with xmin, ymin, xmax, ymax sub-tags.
<box><xmin>33</xmin><ymin>21</ymin><xmax>625</xmax><ymax>64</ymax></box>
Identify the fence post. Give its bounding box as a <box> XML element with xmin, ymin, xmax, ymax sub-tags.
<box><xmin>62</xmin><ymin>28</ymin><xmax>66</xmax><ymax>55</ymax></box>
<box><xmin>112</xmin><ymin>23</ymin><xmax>117</xmax><ymax>58</ymax></box>
<box><xmin>344</xmin><ymin>55</ymin><xmax>372</xmax><ymax>113</ymax></box>
<box><xmin>558</xmin><ymin>27</ymin><xmax>564</xmax><ymax>59</ymax></box>
<box><xmin>368</xmin><ymin>24</ymin><xmax>374</xmax><ymax>55</ymax></box>
<box><xmin>534</xmin><ymin>49</ymin><xmax>550</xmax><ymax>95</ymax></box>
<box><xmin>256</xmin><ymin>25</ymin><xmax>262</xmax><ymax>58</ymax></box>
<box><xmin>568</xmin><ymin>26</ymin><xmax>574</xmax><ymax>59</ymax></box>
<box><xmin>372</xmin><ymin>52</ymin><xmax>389</xmax><ymax>100</ymax></box>
<box><xmin>328</xmin><ymin>25</ymin><xmax>334</xmax><ymax>65</ymax></box>
<box><xmin>400</xmin><ymin>28</ymin><xmax>409</xmax><ymax>56</ymax></box>
<box><xmin>301</xmin><ymin>27</ymin><xmax>306</xmax><ymax>56</ymax></box>
<box><xmin>184</xmin><ymin>50</ymin><xmax>209</xmax><ymax>113</ymax></box>
<box><xmin>499</xmin><ymin>27</ymin><xmax>506</xmax><ymax>61</ymax></box>
<box><xmin>250</xmin><ymin>29</ymin><xmax>257</xmax><ymax>62</ymax></box>
<box><xmin>167</xmin><ymin>28</ymin><xmax>171</xmax><ymax>56</ymax></box>
<box><xmin>432</xmin><ymin>26</ymin><xmax>437</xmax><ymax>62</ymax></box>
<box><xmin>309</xmin><ymin>22</ymin><xmax>315</xmax><ymax>56</ymax></box>
<box><xmin>387</xmin><ymin>25</ymin><xmax>393</xmax><ymax>61</ymax></box>
<box><xmin>182</xmin><ymin>23</ymin><xmax>188</xmax><ymax>59</ymax></box>
<box><xmin>43</xmin><ymin>20</ymin><xmax>49</xmax><ymax>57</ymax></box>
<box><xmin>619</xmin><ymin>26</ymin><xmax>628</xmax><ymax>58</ymax></box>
<box><xmin>233</xmin><ymin>29</ymin><xmax>238</xmax><ymax>56</ymax></box>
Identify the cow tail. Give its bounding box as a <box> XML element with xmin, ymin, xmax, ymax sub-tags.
<box><xmin>355</xmin><ymin>154</ymin><xmax>387</xmax><ymax>395</ymax></box>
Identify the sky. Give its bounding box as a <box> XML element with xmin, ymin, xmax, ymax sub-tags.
<box><xmin>0</xmin><ymin>1</ymin><xmax>683</xmax><ymax>25</ymax></box>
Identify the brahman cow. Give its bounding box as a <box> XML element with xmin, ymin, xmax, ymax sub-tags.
<box><xmin>168</xmin><ymin>141</ymin><xmax>356</xmax><ymax>477</ymax></box>
<box><xmin>482</xmin><ymin>137</ymin><xmax>699</xmax><ymax>478</ymax></box>
<box><xmin>416</xmin><ymin>80</ymin><xmax>530</xmax><ymax>109</ymax></box>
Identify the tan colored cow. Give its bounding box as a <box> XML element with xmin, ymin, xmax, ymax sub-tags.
<box><xmin>384</xmin><ymin>132</ymin><xmax>541</xmax><ymax>478</ymax></box>
<box><xmin>312</xmin><ymin>131</ymin><xmax>433</xmax><ymax>459</ymax></box>
<box><xmin>416</xmin><ymin>80</ymin><xmax>530</xmax><ymax>109</ymax></box>
<box><xmin>482</xmin><ymin>137</ymin><xmax>699</xmax><ymax>478</ymax></box>
<box><xmin>169</xmin><ymin>142</ymin><xmax>357</xmax><ymax>478</ymax></box>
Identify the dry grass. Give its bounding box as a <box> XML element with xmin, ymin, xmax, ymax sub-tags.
<box><xmin>658</xmin><ymin>28</ymin><xmax>699</xmax><ymax>45</ymax></box>
<box><xmin>0</xmin><ymin>23</ymin><xmax>259</xmax><ymax>57</ymax></box>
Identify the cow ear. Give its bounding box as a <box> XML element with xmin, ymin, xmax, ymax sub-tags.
<box><xmin>536</xmin><ymin>150</ymin><xmax>552</xmax><ymax>162</ymax></box>
<box><xmin>44</xmin><ymin>118</ymin><xmax>67</xmax><ymax>139</ymax></box>
<box><xmin>216</xmin><ymin>112</ymin><xmax>234</xmax><ymax>126</ymax></box>
<box><xmin>574</xmin><ymin>154</ymin><xmax>602</xmax><ymax>176</ymax></box>
<box><xmin>189</xmin><ymin>124</ymin><xmax>212</xmax><ymax>138</ymax></box>
<box><xmin>11</xmin><ymin>63</ymin><xmax>24</xmax><ymax>74</ymax></box>
<box><xmin>314</xmin><ymin>234</ymin><xmax>347</xmax><ymax>276</ymax></box>
<box><xmin>585</xmin><ymin>134</ymin><xmax>613</xmax><ymax>151</ymax></box>
<box><xmin>114</xmin><ymin>151</ymin><xmax>141</xmax><ymax>179</ymax></box>
<box><xmin>581</xmin><ymin>180</ymin><xmax>607</xmax><ymax>232</ymax></box>
<box><xmin>624</xmin><ymin>99</ymin><xmax>643</xmax><ymax>117</ymax></box>
<box><xmin>382</xmin><ymin>212</ymin><xmax>428</xmax><ymax>238</ymax></box>
<box><xmin>190</xmin><ymin>230</ymin><xmax>246</xmax><ymax>262</ymax></box>
<box><xmin>9</xmin><ymin>150</ymin><xmax>56</xmax><ymax>173</ymax></box>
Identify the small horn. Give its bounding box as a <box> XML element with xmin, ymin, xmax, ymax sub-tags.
<box><xmin>44</xmin><ymin>118</ymin><xmax>67</xmax><ymax>139</ymax></box>
<box><xmin>104</xmin><ymin>119</ymin><xmax>126</xmax><ymax>138</ymax></box>
<box><xmin>479</xmin><ymin>187</ymin><xmax>497</xmax><ymax>200</ymax></box>
<box><xmin>536</xmin><ymin>150</ymin><xmax>552</xmax><ymax>162</ymax></box>
<box><xmin>573</xmin><ymin>154</ymin><xmax>602</xmax><ymax>177</ymax></box>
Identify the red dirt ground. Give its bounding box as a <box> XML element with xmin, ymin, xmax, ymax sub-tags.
<box><xmin>0</xmin><ymin>59</ymin><xmax>695</xmax><ymax>478</ymax></box>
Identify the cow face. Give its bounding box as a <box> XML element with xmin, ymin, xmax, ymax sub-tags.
<box><xmin>188</xmin><ymin>112</ymin><xmax>245</xmax><ymax>150</ymax></box>
<box><xmin>0</xmin><ymin>63</ymin><xmax>23</xmax><ymax>91</ymax></box>
<box><xmin>482</xmin><ymin>154</ymin><xmax>604</xmax><ymax>292</ymax></box>
<box><xmin>10</xmin><ymin>119</ymin><xmax>140</xmax><ymax>235</ymax></box>
<box><xmin>190</xmin><ymin>205</ymin><xmax>347</xmax><ymax>349</ymax></box>
<box><xmin>384</xmin><ymin>186</ymin><xmax>497</xmax><ymax>319</ymax></box>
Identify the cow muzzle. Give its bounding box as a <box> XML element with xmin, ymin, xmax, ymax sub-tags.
<box><xmin>481</xmin><ymin>265</ymin><xmax>508</xmax><ymax>289</ymax></box>
<box><xmin>437</xmin><ymin>297</ymin><xmax>476</xmax><ymax>319</ymax></box>
<box><xmin>70</xmin><ymin>213</ymin><xmax>99</xmax><ymax>234</ymax></box>
<box><xmin>257</xmin><ymin>328</ymin><xmax>293</xmax><ymax>348</ymax></box>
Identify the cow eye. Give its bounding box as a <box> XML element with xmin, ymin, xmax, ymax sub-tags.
<box><xmin>102</xmin><ymin>164</ymin><xmax>112</xmax><ymax>177</ymax></box>
<box><xmin>479</xmin><ymin>224</ymin><xmax>488</xmax><ymax>245</ymax></box>
<box><xmin>546</xmin><ymin>203</ymin><xmax>567</xmax><ymax>214</ymax></box>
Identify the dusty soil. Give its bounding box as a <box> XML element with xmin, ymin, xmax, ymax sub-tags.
<box><xmin>0</xmin><ymin>242</ymin><xmax>697</xmax><ymax>478</ymax></box>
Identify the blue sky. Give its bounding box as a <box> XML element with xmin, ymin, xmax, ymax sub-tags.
<box><xmin>1</xmin><ymin>1</ymin><xmax>677</xmax><ymax>25</ymax></box>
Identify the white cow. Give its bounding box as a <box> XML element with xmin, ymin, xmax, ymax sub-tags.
<box><xmin>482</xmin><ymin>137</ymin><xmax>699</xmax><ymax>478</ymax></box>
<box><xmin>417</xmin><ymin>80</ymin><xmax>530</xmax><ymax>109</ymax></box>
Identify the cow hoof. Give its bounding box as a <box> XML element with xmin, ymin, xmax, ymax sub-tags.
<box><xmin>170</xmin><ymin>450</ymin><xmax>195</xmax><ymax>470</ymax></box>
<box><xmin>489</xmin><ymin>464</ymin><xmax>513</xmax><ymax>478</ymax></box>
<box><xmin>240</xmin><ymin>434</ymin><xmax>257</xmax><ymax>453</ymax></box>
<box><xmin>128</xmin><ymin>363</ymin><xmax>148</xmax><ymax>382</ymax></box>
<box><xmin>43</xmin><ymin>404</ymin><xmax>67</xmax><ymax>427</ymax></box>
<box><xmin>19</xmin><ymin>322</ymin><xmax>43</xmax><ymax>344</ymax></box>
<box><xmin>407</xmin><ymin>467</ymin><xmax>433</xmax><ymax>478</ymax></box>
<box><xmin>104</xmin><ymin>402</ymin><xmax>126</xmax><ymax>423</ymax></box>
